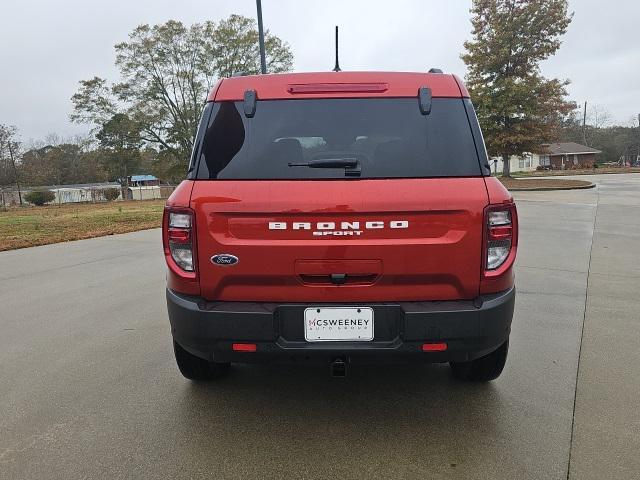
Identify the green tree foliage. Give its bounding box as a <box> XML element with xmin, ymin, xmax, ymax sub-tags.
<box><xmin>71</xmin><ymin>15</ymin><xmax>294</xmax><ymax>178</ymax></box>
<box><xmin>18</xmin><ymin>138</ymin><xmax>170</xmax><ymax>187</ymax></box>
<box><xmin>0</xmin><ymin>125</ymin><xmax>19</xmax><ymax>187</ymax></box>
<box><xmin>561</xmin><ymin>112</ymin><xmax>640</xmax><ymax>164</ymax></box>
<box><xmin>0</xmin><ymin>124</ymin><xmax>24</xmax><ymax>204</ymax></box>
<box><xmin>24</xmin><ymin>189</ymin><xmax>55</xmax><ymax>206</ymax></box>
<box><xmin>209</xmin><ymin>14</ymin><xmax>294</xmax><ymax>77</ymax></box>
<box><xmin>95</xmin><ymin>113</ymin><xmax>142</xmax><ymax>183</ymax></box>
<box><xmin>20</xmin><ymin>143</ymin><xmax>107</xmax><ymax>186</ymax></box>
<box><xmin>462</xmin><ymin>0</ymin><xmax>575</xmax><ymax>176</ymax></box>
<box><xmin>103</xmin><ymin>188</ymin><xmax>120</xmax><ymax>201</ymax></box>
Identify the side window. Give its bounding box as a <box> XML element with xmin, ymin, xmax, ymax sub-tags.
<box><xmin>463</xmin><ymin>99</ymin><xmax>491</xmax><ymax>176</ymax></box>
<box><xmin>199</xmin><ymin>102</ymin><xmax>246</xmax><ymax>178</ymax></box>
<box><xmin>187</xmin><ymin>103</ymin><xmax>214</xmax><ymax>179</ymax></box>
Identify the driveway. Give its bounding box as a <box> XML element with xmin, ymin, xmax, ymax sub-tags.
<box><xmin>1</xmin><ymin>174</ymin><xmax>639</xmax><ymax>479</ymax></box>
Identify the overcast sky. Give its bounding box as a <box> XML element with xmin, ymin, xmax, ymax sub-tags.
<box><xmin>1</xmin><ymin>0</ymin><xmax>639</xmax><ymax>142</ymax></box>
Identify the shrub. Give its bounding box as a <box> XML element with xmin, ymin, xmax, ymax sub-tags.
<box><xmin>103</xmin><ymin>188</ymin><xmax>120</xmax><ymax>202</ymax></box>
<box><xmin>24</xmin><ymin>189</ymin><xmax>55</xmax><ymax>206</ymax></box>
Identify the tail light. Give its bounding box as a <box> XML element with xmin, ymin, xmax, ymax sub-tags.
<box><xmin>163</xmin><ymin>207</ymin><xmax>197</xmax><ymax>279</ymax></box>
<box><xmin>287</xmin><ymin>83</ymin><xmax>389</xmax><ymax>94</ymax></box>
<box><xmin>481</xmin><ymin>203</ymin><xmax>518</xmax><ymax>292</ymax></box>
<box><xmin>487</xmin><ymin>209</ymin><xmax>512</xmax><ymax>270</ymax></box>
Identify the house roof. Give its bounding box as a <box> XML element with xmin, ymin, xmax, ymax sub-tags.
<box><xmin>541</xmin><ymin>142</ymin><xmax>602</xmax><ymax>155</ymax></box>
<box><xmin>129</xmin><ymin>175</ymin><xmax>157</xmax><ymax>182</ymax></box>
<box><xmin>33</xmin><ymin>182</ymin><xmax>121</xmax><ymax>190</ymax></box>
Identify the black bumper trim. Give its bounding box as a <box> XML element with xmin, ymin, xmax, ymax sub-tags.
<box><xmin>167</xmin><ymin>287</ymin><xmax>515</xmax><ymax>364</ymax></box>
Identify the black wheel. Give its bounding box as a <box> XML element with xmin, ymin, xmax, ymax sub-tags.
<box><xmin>450</xmin><ymin>339</ymin><xmax>508</xmax><ymax>382</ymax></box>
<box><xmin>173</xmin><ymin>341</ymin><xmax>230</xmax><ymax>381</ymax></box>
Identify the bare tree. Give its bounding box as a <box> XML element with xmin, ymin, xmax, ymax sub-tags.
<box><xmin>0</xmin><ymin>124</ymin><xmax>23</xmax><ymax>205</ymax></box>
<box><xmin>583</xmin><ymin>104</ymin><xmax>611</xmax><ymax>147</ymax></box>
<box><xmin>587</xmin><ymin>104</ymin><xmax>612</xmax><ymax>130</ymax></box>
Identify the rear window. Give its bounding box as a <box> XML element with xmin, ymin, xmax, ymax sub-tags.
<box><xmin>194</xmin><ymin>98</ymin><xmax>484</xmax><ymax>179</ymax></box>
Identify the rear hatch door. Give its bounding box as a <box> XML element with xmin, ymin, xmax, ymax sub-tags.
<box><xmin>191</xmin><ymin>95</ymin><xmax>489</xmax><ymax>302</ymax></box>
<box><xmin>192</xmin><ymin>178</ymin><xmax>488</xmax><ymax>302</ymax></box>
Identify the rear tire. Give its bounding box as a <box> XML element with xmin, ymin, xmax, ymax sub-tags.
<box><xmin>450</xmin><ymin>339</ymin><xmax>508</xmax><ymax>382</ymax></box>
<box><xmin>173</xmin><ymin>341</ymin><xmax>230</xmax><ymax>381</ymax></box>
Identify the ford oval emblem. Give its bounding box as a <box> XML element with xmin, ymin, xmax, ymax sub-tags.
<box><xmin>211</xmin><ymin>254</ymin><xmax>239</xmax><ymax>266</ymax></box>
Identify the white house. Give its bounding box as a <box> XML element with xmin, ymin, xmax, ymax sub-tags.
<box><xmin>492</xmin><ymin>153</ymin><xmax>540</xmax><ymax>174</ymax></box>
<box><xmin>492</xmin><ymin>143</ymin><xmax>601</xmax><ymax>174</ymax></box>
<box><xmin>127</xmin><ymin>185</ymin><xmax>162</xmax><ymax>200</ymax></box>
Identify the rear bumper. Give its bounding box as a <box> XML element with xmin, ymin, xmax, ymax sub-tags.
<box><xmin>167</xmin><ymin>287</ymin><xmax>515</xmax><ymax>364</ymax></box>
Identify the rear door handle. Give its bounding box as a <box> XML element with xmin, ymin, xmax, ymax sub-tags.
<box><xmin>330</xmin><ymin>273</ymin><xmax>347</xmax><ymax>285</ymax></box>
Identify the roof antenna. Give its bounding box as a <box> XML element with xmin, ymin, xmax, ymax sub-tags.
<box><xmin>333</xmin><ymin>26</ymin><xmax>341</xmax><ymax>72</ymax></box>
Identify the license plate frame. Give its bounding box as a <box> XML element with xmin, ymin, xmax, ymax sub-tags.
<box><xmin>304</xmin><ymin>307</ymin><xmax>374</xmax><ymax>342</ymax></box>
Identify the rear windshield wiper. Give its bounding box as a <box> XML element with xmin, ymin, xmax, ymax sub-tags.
<box><xmin>288</xmin><ymin>158</ymin><xmax>357</xmax><ymax>168</ymax></box>
<box><xmin>288</xmin><ymin>158</ymin><xmax>361</xmax><ymax>177</ymax></box>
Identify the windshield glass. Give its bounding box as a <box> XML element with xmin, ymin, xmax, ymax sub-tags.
<box><xmin>195</xmin><ymin>98</ymin><xmax>483</xmax><ymax>179</ymax></box>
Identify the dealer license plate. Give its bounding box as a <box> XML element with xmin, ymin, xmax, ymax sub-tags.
<box><xmin>304</xmin><ymin>307</ymin><xmax>374</xmax><ymax>342</ymax></box>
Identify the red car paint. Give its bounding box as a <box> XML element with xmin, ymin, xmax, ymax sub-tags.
<box><xmin>164</xmin><ymin>71</ymin><xmax>519</xmax><ymax>380</ymax></box>
<box><xmin>164</xmin><ymin>72</ymin><xmax>517</xmax><ymax>305</ymax></box>
<box><xmin>209</xmin><ymin>71</ymin><xmax>467</xmax><ymax>101</ymax></box>
<box><xmin>189</xmin><ymin>178</ymin><xmax>489</xmax><ymax>302</ymax></box>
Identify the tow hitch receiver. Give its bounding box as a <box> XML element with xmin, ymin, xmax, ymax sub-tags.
<box><xmin>330</xmin><ymin>357</ymin><xmax>347</xmax><ymax>377</ymax></box>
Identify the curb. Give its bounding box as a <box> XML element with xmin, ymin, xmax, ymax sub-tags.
<box><xmin>507</xmin><ymin>183</ymin><xmax>595</xmax><ymax>192</ymax></box>
<box><xmin>514</xmin><ymin>171</ymin><xmax>640</xmax><ymax>178</ymax></box>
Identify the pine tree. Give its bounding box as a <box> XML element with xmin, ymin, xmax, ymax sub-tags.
<box><xmin>462</xmin><ymin>0</ymin><xmax>575</xmax><ymax>176</ymax></box>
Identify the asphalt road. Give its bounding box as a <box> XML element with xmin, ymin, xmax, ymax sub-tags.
<box><xmin>1</xmin><ymin>174</ymin><xmax>639</xmax><ymax>480</ymax></box>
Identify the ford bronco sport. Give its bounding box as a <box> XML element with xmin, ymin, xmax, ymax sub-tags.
<box><xmin>164</xmin><ymin>71</ymin><xmax>517</xmax><ymax>382</ymax></box>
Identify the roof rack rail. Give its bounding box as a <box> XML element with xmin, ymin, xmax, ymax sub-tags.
<box><xmin>428</xmin><ymin>68</ymin><xmax>443</xmax><ymax>74</ymax></box>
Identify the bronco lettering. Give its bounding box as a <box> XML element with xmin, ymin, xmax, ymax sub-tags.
<box><xmin>269</xmin><ymin>221</ymin><xmax>408</xmax><ymax>231</ymax></box>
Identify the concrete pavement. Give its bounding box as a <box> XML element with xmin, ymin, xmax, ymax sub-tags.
<box><xmin>564</xmin><ymin>174</ymin><xmax>640</xmax><ymax>479</ymax></box>
<box><xmin>1</xmin><ymin>174</ymin><xmax>639</xmax><ymax>479</ymax></box>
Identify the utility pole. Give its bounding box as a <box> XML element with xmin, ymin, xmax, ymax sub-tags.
<box><xmin>256</xmin><ymin>0</ymin><xmax>267</xmax><ymax>74</ymax></box>
<box><xmin>7</xmin><ymin>139</ymin><xmax>22</xmax><ymax>206</ymax></box>
<box><xmin>582</xmin><ymin>101</ymin><xmax>588</xmax><ymax>146</ymax></box>
<box><xmin>637</xmin><ymin>113</ymin><xmax>640</xmax><ymax>166</ymax></box>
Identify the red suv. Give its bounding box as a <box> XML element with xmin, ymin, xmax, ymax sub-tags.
<box><xmin>163</xmin><ymin>71</ymin><xmax>517</xmax><ymax>381</ymax></box>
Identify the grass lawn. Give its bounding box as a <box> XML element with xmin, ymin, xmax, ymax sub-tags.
<box><xmin>512</xmin><ymin>166</ymin><xmax>640</xmax><ymax>177</ymax></box>
<box><xmin>0</xmin><ymin>200</ymin><xmax>165</xmax><ymax>251</ymax></box>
